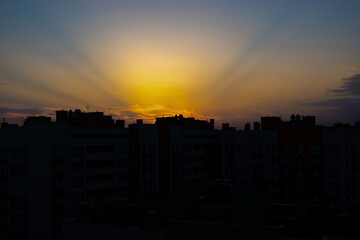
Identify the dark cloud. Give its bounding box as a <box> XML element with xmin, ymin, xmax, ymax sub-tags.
<box><xmin>0</xmin><ymin>82</ymin><xmax>6</xmax><ymax>85</ymax></box>
<box><xmin>327</xmin><ymin>74</ymin><xmax>360</xmax><ymax>96</ymax></box>
<box><xmin>307</xmin><ymin>97</ymin><xmax>360</xmax><ymax>107</ymax></box>
<box><xmin>308</xmin><ymin>73</ymin><xmax>360</xmax><ymax>108</ymax></box>
<box><xmin>0</xmin><ymin>107</ymin><xmax>42</xmax><ymax>115</ymax></box>
<box><xmin>304</xmin><ymin>73</ymin><xmax>360</xmax><ymax>123</ymax></box>
<box><xmin>307</xmin><ymin>98</ymin><xmax>360</xmax><ymax>124</ymax></box>
<box><xmin>118</xmin><ymin>111</ymin><xmax>139</xmax><ymax>118</ymax></box>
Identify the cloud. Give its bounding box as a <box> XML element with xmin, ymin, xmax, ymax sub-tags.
<box><xmin>306</xmin><ymin>97</ymin><xmax>360</xmax><ymax>107</ymax></box>
<box><xmin>304</xmin><ymin>73</ymin><xmax>360</xmax><ymax>123</ymax></box>
<box><xmin>0</xmin><ymin>107</ymin><xmax>43</xmax><ymax>115</ymax></box>
<box><xmin>327</xmin><ymin>74</ymin><xmax>360</xmax><ymax>96</ymax></box>
<box><xmin>110</xmin><ymin>104</ymin><xmax>201</xmax><ymax>123</ymax></box>
<box><xmin>305</xmin><ymin>97</ymin><xmax>360</xmax><ymax>123</ymax></box>
<box><xmin>0</xmin><ymin>82</ymin><xmax>6</xmax><ymax>85</ymax></box>
<box><xmin>117</xmin><ymin>110</ymin><xmax>139</xmax><ymax>119</ymax></box>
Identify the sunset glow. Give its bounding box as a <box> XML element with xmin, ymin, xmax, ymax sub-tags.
<box><xmin>1</xmin><ymin>1</ymin><xmax>360</xmax><ymax>126</ymax></box>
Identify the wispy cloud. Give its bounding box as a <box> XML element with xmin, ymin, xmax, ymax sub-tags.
<box><xmin>110</xmin><ymin>104</ymin><xmax>200</xmax><ymax>123</ymax></box>
<box><xmin>304</xmin><ymin>73</ymin><xmax>360</xmax><ymax>123</ymax></box>
<box><xmin>0</xmin><ymin>107</ymin><xmax>43</xmax><ymax>115</ymax></box>
<box><xmin>306</xmin><ymin>97</ymin><xmax>360</xmax><ymax>107</ymax></box>
<box><xmin>327</xmin><ymin>74</ymin><xmax>360</xmax><ymax>96</ymax></box>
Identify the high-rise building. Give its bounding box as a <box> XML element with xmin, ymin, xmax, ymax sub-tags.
<box><xmin>0</xmin><ymin>110</ymin><xmax>129</xmax><ymax>240</ymax></box>
<box><xmin>1</xmin><ymin>111</ymin><xmax>360</xmax><ymax>239</ymax></box>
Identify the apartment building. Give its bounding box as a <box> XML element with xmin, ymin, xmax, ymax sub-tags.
<box><xmin>1</xmin><ymin>110</ymin><xmax>360</xmax><ymax>239</ymax></box>
<box><xmin>323</xmin><ymin>126</ymin><xmax>360</xmax><ymax>215</ymax></box>
<box><xmin>128</xmin><ymin>120</ymin><xmax>159</xmax><ymax>199</ymax></box>
<box><xmin>156</xmin><ymin>115</ymin><xmax>217</xmax><ymax>199</ymax></box>
<box><xmin>0</xmin><ymin>110</ymin><xmax>129</xmax><ymax>240</ymax></box>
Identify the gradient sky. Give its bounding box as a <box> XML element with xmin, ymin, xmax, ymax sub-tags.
<box><xmin>1</xmin><ymin>0</ymin><xmax>360</xmax><ymax>127</ymax></box>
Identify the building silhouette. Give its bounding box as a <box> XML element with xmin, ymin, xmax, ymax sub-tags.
<box><xmin>0</xmin><ymin>110</ymin><xmax>360</xmax><ymax>239</ymax></box>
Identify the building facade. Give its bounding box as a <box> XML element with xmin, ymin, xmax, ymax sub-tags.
<box><xmin>1</xmin><ymin>111</ymin><xmax>360</xmax><ymax>239</ymax></box>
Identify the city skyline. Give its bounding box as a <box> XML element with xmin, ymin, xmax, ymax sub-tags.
<box><xmin>1</xmin><ymin>1</ymin><xmax>360</xmax><ymax>127</ymax></box>
<box><xmin>1</xmin><ymin>106</ymin><xmax>360</xmax><ymax>239</ymax></box>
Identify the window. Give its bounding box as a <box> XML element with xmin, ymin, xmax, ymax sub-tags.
<box><xmin>297</xmin><ymin>145</ymin><xmax>304</xmax><ymax>155</ymax></box>
<box><xmin>86</xmin><ymin>174</ymin><xmax>113</xmax><ymax>183</ymax></box>
<box><xmin>10</xmin><ymin>231</ymin><xmax>27</xmax><ymax>240</ymax></box>
<box><xmin>86</xmin><ymin>160</ymin><xmax>114</xmax><ymax>168</ymax></box>
<box><xmin>72</xmin><ymin>192</ymin><xmax>84</xmax><ymax>203</ymax></box>
<box><xmin>71</xmin><ymin>177</ymin><xmax>84</xmax><ymax>187</ymax></box>
<box><xmin>72</xmin><ymin>162</ymin><xmax>81</xmax><ymax>172</ymax></box>
<box><xmin>183</xmin><ymin>168</ymin><xmax>192</xmax><ymax>177</ymax></box>
<box><xmin>10</xmin><ymin>198</ymin><xmax>27</xmax><ymax>210</ymax></box>
<box><xmin>11</xmin><ymin>182</ymin><xmax>26</xmax><ymax>194</ymax></box>
<box><xmin>10</xmin><ymin>164</ymin><xmax>27</xmax><ymax>177</ymax></box>
<box><xmin>10</xmin><ymin>214</ymin><xmax>27</xmax><ymax>226</ymax></box>
<box><xmin>310</xmin><ymin>145</ymin><xmax>320</xmax><ymax>155</ymax></box>
<box><xmin>71</xmin><ymin>146</ymin><xmax>84</xmax><ymax>157</ymax></box>
<box><xmin>86</xmin><ymin>145</ymin><xmax>115</xmax><ymax>153</ymax></box>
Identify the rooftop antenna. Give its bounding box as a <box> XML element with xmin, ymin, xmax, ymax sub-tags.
<box><xmin>86</xmin><ymin>105</ymin><xmax>90</xmax><ymax>112</ymax></box>
<box><xmin>108</xmin><ymin>107</ymin><xmax>112</xmax><ymax>114</ymax></box>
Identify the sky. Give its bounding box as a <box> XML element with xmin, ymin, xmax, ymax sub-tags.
<box><xmin>1</xmin><ymin>0</ymin><xmax>360</xmax><ymax>127</ymax></box>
